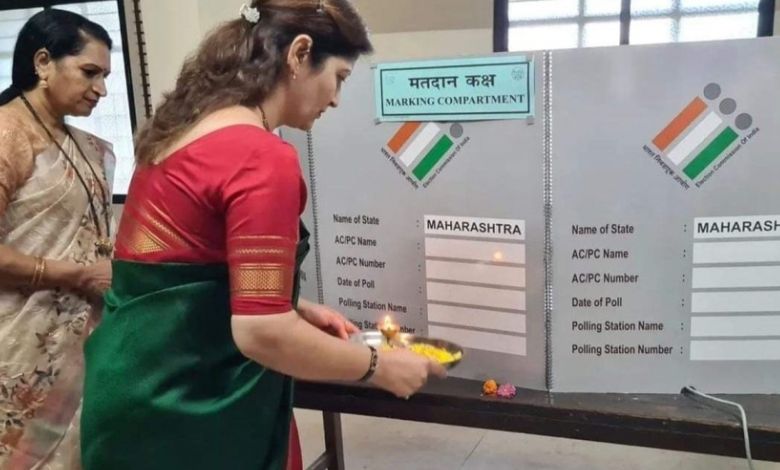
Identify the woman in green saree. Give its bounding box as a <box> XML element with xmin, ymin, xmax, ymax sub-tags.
<box><xmin>81</xmin><ymin>1</ymin><xmax>447</xmax><ymax>469</ymax></box>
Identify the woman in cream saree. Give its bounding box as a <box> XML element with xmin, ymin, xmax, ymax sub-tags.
<box><xmin>0</xmin><ymin>106</ymin><xmax>114</xmax><ymax>470</ymax></box>
<box><xmin>0</xmin><ymin>8</ymin><xmax>116</xmax><ymax>468</ymax></box>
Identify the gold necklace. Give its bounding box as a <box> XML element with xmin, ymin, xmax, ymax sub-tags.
<box><xmin>20</xmin><ymin>94</ymin><xmax>113</xmax><ymax>257</ymax></box>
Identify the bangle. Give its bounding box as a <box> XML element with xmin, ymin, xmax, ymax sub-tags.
<box><xmin>30</xmin><ymin>257</ymin><xmax>46</xmax><ymax>288</ymax></box>
<box><xmin>358</xmin><ymin>345</ymin><xmax>378</xmax><ymax>382</ymax></box>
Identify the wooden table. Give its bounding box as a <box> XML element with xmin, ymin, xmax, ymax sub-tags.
<box><xmin>294</xmin><ymin>378</ymin><xmax>780</xmax><ymax>470</ymax></box>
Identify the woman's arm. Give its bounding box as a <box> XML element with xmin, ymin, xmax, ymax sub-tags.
<box><xmin>232</xmin><ymin>311</ymin><xmax>446</xmax><ymax>398</ymax></box>
<box><xmin>0</xmin><ymin>244</ymin><xmax>112</xmax><ymax>298</ymax></box>
<box><xmin>0</xmin><ymin>244</ymin><xmax>78</xmax><ymax>289</ymax></box>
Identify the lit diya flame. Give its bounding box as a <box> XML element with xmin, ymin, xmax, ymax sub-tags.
<box><xmin>379</xmin><ymin>315</ymin><xmax>400</xmax><ymax>343</ymax></box>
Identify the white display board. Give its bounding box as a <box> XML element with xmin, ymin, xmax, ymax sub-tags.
<box><xmin>285</xmin><ymin>37</ymin><xmax>780</xmax><ymax>393</ymax></box>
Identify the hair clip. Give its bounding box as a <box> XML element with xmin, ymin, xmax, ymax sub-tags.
<box><xmin>317</xmin><ymin>0</ymin><xmax>325</xmax><ymax>13</ymax></box>
<box><xmin>239</xmin><ymin>3</ymin><xmax>260</xmax><ymax>23</ymax></box>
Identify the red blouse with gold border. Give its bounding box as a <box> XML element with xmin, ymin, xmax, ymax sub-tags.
<box><xmin>115</xmin><ymin>124</ymin><xmax>306</xmax><ymax>315</ymax></box>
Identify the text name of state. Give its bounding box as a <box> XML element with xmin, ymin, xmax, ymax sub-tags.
<box><xmin>332</xmin><ymin>214</ymin><xmax>381</xmax><ymax>225</ymax></box>
<box><xmin>572</xmin><ymin>224</ymin><xmax>634</xmax><ymax>235</ymax></box>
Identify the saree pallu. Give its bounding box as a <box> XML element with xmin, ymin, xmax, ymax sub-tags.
<box><xmin>0</xmin><ymin>125</ymin><xmax>114</xmax><ymax>470</ymax></box>
<box><xmin>82</xmin><ymin>261</ymin><xmax>293</xmax><ymax>470</ymax></box>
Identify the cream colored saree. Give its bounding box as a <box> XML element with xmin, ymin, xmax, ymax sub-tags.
<box><xmin>0</xmin><ymin>106</ymin><xmax>114</xmax><ymax>470</ymax></box>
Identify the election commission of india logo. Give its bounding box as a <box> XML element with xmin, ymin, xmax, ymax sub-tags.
<box><xmin>643</xmin><ymin>82</ymin><xmax>759</xmax><ymax>190</ymax></box>
<box><xmin>380</xmin><ymin>122</ymin><xmax>470</xmax><ymax>189</ymax></box>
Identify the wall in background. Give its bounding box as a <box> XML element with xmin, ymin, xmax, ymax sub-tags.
<box><xmin>140</xmin><ymin>0</ymin><xmax>494</xmax><ymax>103</ymax></box>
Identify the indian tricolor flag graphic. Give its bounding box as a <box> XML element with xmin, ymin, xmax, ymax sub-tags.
<box><xmin>653</xmin><ymin>83</ymin><xmax>753</xmax><ymax>180</ymax></box>
<box><xmin>386</xmin><ymin>122</ymin><xmax>459</xmax><ymax>181</ymax></box>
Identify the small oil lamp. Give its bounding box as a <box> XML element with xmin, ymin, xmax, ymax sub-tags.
<box><xmin>379</xmin><ymin>315</ymin><xmax>400</xmax><ymax>345</ymax></box>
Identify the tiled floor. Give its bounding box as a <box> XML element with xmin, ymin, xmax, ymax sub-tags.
<box><xmin>295</xmin><ymin>409</ymin><xmax>779</xmax><ymax>470</ymax></box>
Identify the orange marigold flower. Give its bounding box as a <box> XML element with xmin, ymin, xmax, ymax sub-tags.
<box><xmin>482</xmin><ymin>379</ymin><xmax>498</xmax><ymax>396</ymax></box>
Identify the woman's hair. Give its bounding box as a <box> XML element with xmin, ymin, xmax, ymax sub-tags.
<box><xmin>0</xmin><ymin>9</ymin><xmax>113</xmax><ymax>106</ymax></box>
<box><xmin>134</xmin><ymin>0</ymin><xmax>372</xmax><ymax>164</ymax></box>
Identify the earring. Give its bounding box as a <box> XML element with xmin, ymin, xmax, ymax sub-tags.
<box><xmin>36</xmin><ymin>70</ymin><xmax>48</xmax><ymax>88</ymax></box>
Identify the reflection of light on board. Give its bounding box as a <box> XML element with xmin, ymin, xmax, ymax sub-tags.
<box><xmin>493</xmin><ymin>251</ymin><xmax>504</xmax><ymax>262</ymax></box>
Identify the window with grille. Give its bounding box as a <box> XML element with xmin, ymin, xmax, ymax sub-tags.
<box><xmin>497</xmin><ymin>0</ymin><xmax>773</xmax><ymax>52</ymax></box>
<box><xmin>0</xmin><ymin>0</ymin><xmax>146</xmax><ymax>199</ymax></box>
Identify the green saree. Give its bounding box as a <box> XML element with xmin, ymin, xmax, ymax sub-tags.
<box><xmin>81</xmin><ymin>226</ymin><xmax>310</xmax><ymax>469</ymax></box>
